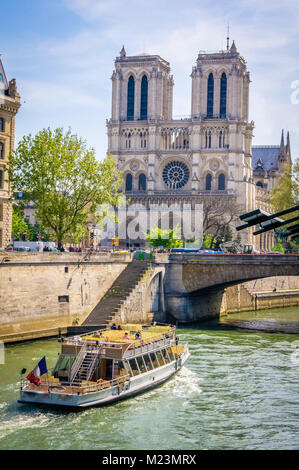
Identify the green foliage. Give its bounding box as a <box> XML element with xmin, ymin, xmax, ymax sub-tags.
<box><xmin>202</xmin><ymin>233</ymin><xmax>214</xmax><ymax>249</ymax></box>
<box><xmin>270</xmin><ymin>241</ymin><xmax>285</xmax><ymax>253</ymax></box>
<box><xmin>27</xmin><ymin>223</ymin><xmax>50</xmax><ymax>242</ymax></box>
<box><xmin>12</xmin><ymin>205</ymin><xmax>29</xmax><ymax>241</ymax></box>
<box><xmin>224</xmin><ymin>224</ymin><xmax>233</xmax><ymax>242</ymax></box>
<box><xmin>8</xmin><ymin>128</ymin><xmax>123</xmax><ymax>248</ymax></box>
<box><xmin>270</xmin><ymin>162</ymin><xmax>299</xmax><ymax>212</ymax></box>
<box><xmin>146</xmin><ymin>226</ymin><xmax>183</xmax><ymax>249</ymax></box>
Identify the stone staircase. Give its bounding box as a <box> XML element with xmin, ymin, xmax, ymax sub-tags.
<box><xmin>82</xmin><ymin>260</ymin><xmax>151</xmax><ymax>327</ymax></box>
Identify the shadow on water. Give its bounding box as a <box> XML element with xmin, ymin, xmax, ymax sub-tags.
<box><xmin>179</xmin><ymin>306</ymin><xmax>299</xmax><ymax>335</ymax></box>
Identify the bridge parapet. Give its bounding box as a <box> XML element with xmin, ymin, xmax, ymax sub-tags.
<box><xmin>162</xmin><ymin>253</ymin><xmax>299</xmax><ymax>295</ymax></box>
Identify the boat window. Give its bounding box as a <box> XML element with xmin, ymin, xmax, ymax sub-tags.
<box><xmin>113</xmin><ymin>360</ymin><xmax>126</xmax><ymax>379</ymax></box>
<box><xmin>150</xmin><ymin>352</ymin><xmax>160</xmax><ymax>368</ymax></box>
<box><xmin>136</xmin><ymin>356</ymin><xmax>147</xmax><ymax>373</ymax></box>
<box><xmin>143</xmin><ymin>354</ymin><xmax>153</xmax><ymax>370</ymax></box>
<box><xmin>128</xmin><ymin>358</ymin><xmax>140</xmax><ymax>376</ymax></box>
<box><xmin>53</xmin><ymin>354</ymin><xmax>74</xmax><ymax>380</ymax></box>
<box><xmin>162</xmin><ymin>348</ymin><xmax>171</xmax><ymax>364</ymax></box>
<box><xmin>123</xmin><ymin>361</ymin><xmax>131</xmax><ymax>376</ymax></box>
<box><xmin>167</xmin><ymin>347</ymin><xmax>175</xmax><ymax>361</ymax></box>
<box><xmin>156</xmin><ymin>350</ymin><xmax>166</xmax><ymax>366</ymax></box>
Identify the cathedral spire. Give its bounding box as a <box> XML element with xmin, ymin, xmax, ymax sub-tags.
<box><xmin>286</xmin><ymin>131</ymin><xmax>291</xmax><ymax>156</ymax></box>
<box><xmin>226</xmin><ymin>23</ymin><xmax>230</xmax><ymax>52</ymax></box>
<box><xmin>230</xmin><ymin>40</ymin><xmax>237</xmax><ymax>54</ymax></box>
<box><xmin>280</xmin><ymin>129</ymin><xmax>284</xmax><ymax>151</ymax></box>
<box><xmin>120</xmin><ymin>45</ymin><xmax>126</xmax><ymax>59</ymax></box>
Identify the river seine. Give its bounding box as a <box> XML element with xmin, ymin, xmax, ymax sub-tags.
<box><xmin>0</xmin><ymin>306</ymin><xmax>298</xmax><ymax>450</ymax></box>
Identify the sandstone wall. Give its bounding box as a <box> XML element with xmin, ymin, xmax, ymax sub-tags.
<box><xmin>0</xmin><ymin>252</ymin><xmax>132</xmax><ymax>341</ymax></box>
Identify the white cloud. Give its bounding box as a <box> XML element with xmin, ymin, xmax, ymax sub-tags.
<box><xmin>20</xmin><ymin>80</ymin><xmax>104</xmax><ymax>109</ymax></box>
<box><xmin>10</xmin><ymin>0</ymin><xmax>299</xmax><ymax>157</ymax></box>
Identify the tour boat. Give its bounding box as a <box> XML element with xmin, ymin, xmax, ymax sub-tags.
<box><xmin>19</xmin><ymin>323</ymin><xmax>190</xmax><ymax>408</ymax></box>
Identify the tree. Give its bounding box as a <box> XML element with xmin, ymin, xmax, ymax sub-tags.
<box><xmin>202</xmin><ymin>233</ymin><xmax>214</xmax><ymax>249</ymax></box>
<box><xmin>8</xmin><ymin>128</ymin><xmax>123</xmax><ymax>248</ymax></box>
<box><xmin>12</xmin><ymin>205</ymin><xmax>29</xmax><ymax>241</ymax></box>
<box><xmin>201</xmin><ymin>196</ymin><xmax>242</xmax><ymax>248</ymax></box>
<box><xmin>146</xmin><ymin>226</ymin><xmax>183</xmax><ymax>250</ymax></box>
<box><xmin>271</xmin><ymin>240</ymin><xmax>285</xmax><ymax>253</ymax></box>
<box><xmin>270</xmin><ymin>161</ymin><xmax>299</xmax><ymax>212</ymax></box>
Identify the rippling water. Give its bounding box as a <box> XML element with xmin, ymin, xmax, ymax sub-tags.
<box><xmin>0</xmin><ymin>306</ymin><xmax>298</xmax><ymax>450</ymax></box>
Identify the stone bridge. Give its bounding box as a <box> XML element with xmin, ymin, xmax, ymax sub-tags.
<box><xmin>0</xmin><ymin>252</ymin><xmax>298</xmax><ymax>342</ymax></box>
<box><xmin>157</xmin><ymin>253</ymin><xmax>299</xmax><ymax>322</ymax></box>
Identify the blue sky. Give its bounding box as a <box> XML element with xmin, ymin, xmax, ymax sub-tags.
<box><xmin>1</xmin><ymin>0</ymin><xmax>299</xmax><ymax>160</ymax></box>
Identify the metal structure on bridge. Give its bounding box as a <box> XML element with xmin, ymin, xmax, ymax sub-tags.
<box><xmin>237</xmin><ymin>205</ymin><xmax>299</xmax><ymax>240</ymax></box>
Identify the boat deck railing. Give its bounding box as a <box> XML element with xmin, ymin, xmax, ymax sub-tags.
<box><xmin>20</xmin><ymin>373</ymin><xmax>131</xmax><ymax>396</ymax></box>
<box><xmin>124</xmin><ymin>336</ymin><xmax>174</xmax><ymax>358</ymax></box>
<box><xmin>64</xmin><ymin>325</ymin><xmax>176</xmax><ymax>359</ymax></box>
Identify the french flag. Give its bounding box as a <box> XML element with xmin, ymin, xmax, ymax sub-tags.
<box><xmin>27</xmin><ymin>357</ymin><xmax>48</xmax><ymax>386</ymax></box>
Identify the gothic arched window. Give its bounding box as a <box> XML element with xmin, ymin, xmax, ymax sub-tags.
<box><xmin>125</xmin><ymin>173</ymin><xmax>133</xmax><ymax>191</ymax></box>
<box><xmin>0</xmin><ymin>169</ymin><xmax>3</xmax><ymax>188</ymax></box>
<box><xmin>208</xmin><ymin>131</ymin><xmax>212</xmax><ymax>148</ymax></box>
<box><xmin>220</xmin><ymin>73</ymin><xmax>227</xmax><ymax>118</ymax></box>
<box><xmin>127</xmin><ymin>76</ymin><xmax>135</xmax><ymax>121</ymax></box>
<box><xmin>256</xmin><ymin>181</ymin><xmax>263</xmax><ymax>188</ymax></box>
<box><xmin>206</xmin><ymin>173</ymin><xmax>212</xmax><ymax>190</ymax></box>
<box><xmin>138</xmin><ymin>173</ymin><xmax>146</xmax><ymax>191</ymax></box>
<box><xmin>140</xmin><ymin>75</ymin><xmax>148</xmax><ymax>120</ymax></box>
<box><xmin>0</xmin><ymin>118</ymin><xmax>3</xmax><ymax>132</ymax></box>
<box><xmin>207</xmin><ymin>73</ymin><xmax>214</xmax><ymax>118</ymax></box>
<box><xmin>218</xmin><ymin>173</ymin><xmax>225</xmax><ymax>190</ymax></box>
<box><xmin>0</xmin><ymin>142</ymin><xmax>3</xmax><ymax>159</ymax></box>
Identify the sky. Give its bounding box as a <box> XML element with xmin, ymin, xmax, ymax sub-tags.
<box><xmin>1</xmin><ymin>0</ymin><xmax>299</xmax><ymax>160</ymax></box>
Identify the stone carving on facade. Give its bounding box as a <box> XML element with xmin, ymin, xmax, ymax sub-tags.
<box><xmin>209</xmin><ymin>159</ymin><xmax>220</xmax><ymax>172</ymax></box>
<box><xmin>129</xmin><ymin>161</ymin><xmax>140</xmax><ymax>172</ymax></box>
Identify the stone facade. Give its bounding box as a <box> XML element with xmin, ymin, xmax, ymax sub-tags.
<box><xmin>107</xmin><ymin>42</ymin><xmax>257</xmax><ymax>249</ymax></box>
<box><xmin>106</xmin><ymin>43</ymin><xmax>291</xmax><ymax>252</ymax></box>
<box><xmin>0</xmin><ymin>59</ymin><xmax>21</xmax><ymax>249</ymax></box>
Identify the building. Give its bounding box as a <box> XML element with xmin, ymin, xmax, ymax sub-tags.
<box><xmin>110</xmin><ymin>42</ymin><xmax>289</xmax><ymax>251</ymax></box>
<box><xmin>0</xmin><ymin>58</ymin><xmax>21</xmax><ymax>249</ymax></box>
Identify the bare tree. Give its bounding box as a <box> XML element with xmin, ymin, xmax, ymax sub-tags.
<box><xmin>202</xmin><ymin>196</ymin><xmax>242</xmax><ymax>247</ymax></box>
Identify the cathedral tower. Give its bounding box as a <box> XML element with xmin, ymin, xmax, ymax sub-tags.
<box><xmin>106</xmin><ymin>44</ymin><xmax>256</xmax><ymax>248</ymax></box>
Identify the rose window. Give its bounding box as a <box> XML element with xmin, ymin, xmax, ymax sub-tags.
<box><xmin>162</xmin><ymin>161</ymin><xmax>190</xmax><ymax>189</ymax></box>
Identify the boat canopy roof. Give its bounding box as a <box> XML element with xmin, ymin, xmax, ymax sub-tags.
<box><xmin>67</xmin><ymin>323</ymin><xmax>175</xmax><ymax>349</ymax></box>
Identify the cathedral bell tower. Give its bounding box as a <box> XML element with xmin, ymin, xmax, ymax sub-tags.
<box><xmin>110</xmin><ymin>46</ymin><xmax>173</xmax><ymax>123</ymax></box>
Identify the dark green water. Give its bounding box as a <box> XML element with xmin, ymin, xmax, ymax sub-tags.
<box><xmin>0</xmin><ymin>306</ymin><xmax>298</xmax><ymax>450</ymax></box>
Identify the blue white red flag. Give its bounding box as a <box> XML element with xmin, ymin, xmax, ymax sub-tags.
<box><xmin>27</xmin><ymin>356</ymin><xmax>48</xmax><ymax>386</ymax></box>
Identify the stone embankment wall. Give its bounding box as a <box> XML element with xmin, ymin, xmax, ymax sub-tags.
<box><xmin>0</xmin><ymin>252</ymin><xmax>298</xmax><ymax>341</ymax></box>
<box><xmin>0</xmin><ymin>252</ymin><xmax>132</xmax><ymax>342</ymax></box>
<box><xmin>112</xmin><ymin>264</ymin><xmax>166</xmax><ymax>326</ymax></box>
<box><xmin>224</xmin><ymin>276</ymin><xmax>299</xmax><ymax>313</ymax></box>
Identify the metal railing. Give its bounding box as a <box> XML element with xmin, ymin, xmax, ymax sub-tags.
<box><xmin>21</xmin><ymin>373</ymin><xmax>131</xmax><ymax>396</ymax></box>
<box><xmin>69</xmin><ymin>343</ymin><xmax>87</xmax><ymax>382</ymax></box>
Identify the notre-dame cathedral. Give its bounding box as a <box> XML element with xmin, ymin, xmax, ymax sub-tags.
<box><xmin>108</xmin><ymin>42</ymin><xmax>291</xmax><ymax>251</ymax></box>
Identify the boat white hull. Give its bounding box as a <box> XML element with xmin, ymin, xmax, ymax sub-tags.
<box><xmin>19</xmin><ymin>349</ymin><xmax>190</xmax><ymax>408</ymax></box>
